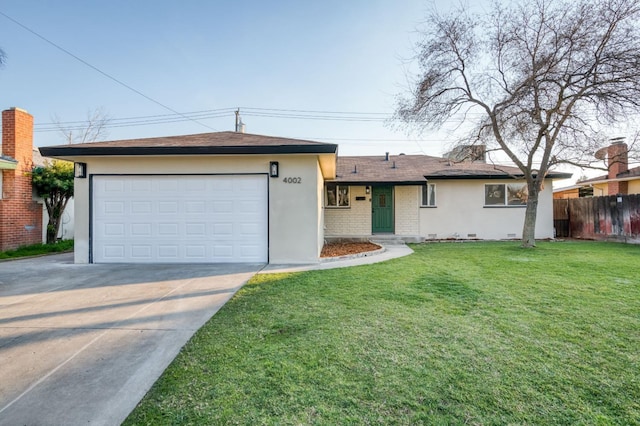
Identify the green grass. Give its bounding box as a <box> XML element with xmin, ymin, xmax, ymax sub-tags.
<box><xmin>0</xmin><ymin>239</ymin><xmax>73</xmax><ymax>260</ymax></box>
<box><xmin>125</xmin><ymin>241</ymin><xmax>640</xmax><ymax>425</ymax></box>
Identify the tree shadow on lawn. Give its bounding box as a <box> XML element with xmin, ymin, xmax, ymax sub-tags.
<box><xmin>371</xmin><ymin>270</ymin><xmax>483</xmax><ymax>315</ymax></box>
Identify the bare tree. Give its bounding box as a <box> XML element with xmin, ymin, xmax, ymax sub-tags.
<box><xmin>0</xmin><ymin>47</ymin><xmax>6</xmax><ymax>67</ymax></box>
<box><xmin>55</xmin><ymin>107</ymin><xmax>110</xmax><ymax>144</ymax></box>
<box><xmin>396</xmin><ymin>0</ymin><xmax>640</xmax><ymax>247</ymax></box>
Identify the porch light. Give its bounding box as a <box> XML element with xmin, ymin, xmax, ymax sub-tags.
<box><xmin>74</xmin><ymin>162</ymin><xmax>87</xmax><ymax>178</ymax></box>
<box><xmin>366</xmin><ymin>186</ymin><xmax>370</xmax><ymax>194</ymax></box>
<box><xmin>269</xmin><ymin>161</ymin><xmax>279</xmax><ymax>178</ymax></box>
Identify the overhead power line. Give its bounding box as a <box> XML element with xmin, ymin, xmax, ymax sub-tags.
<box><xmin>240</xmin><ymin>106</ymin><xmax>390</xmax><ymax>115</ymax></box>
<box><xmin>0</xmin><ymin>10</ymin><xmax>215</xmax><ymax>131</ymax></box>
<box><xmin>35</xmin><ymin>107</ymin><xmax>238</xmax><ymax>127</ymax></box>
<box><xmin>35</xmin><ymin>109</ymin><xmax>236</xmax><ymax>133</ymax></box>
<box><xmin>33</xmin><ymin>105</ymin><xmax>477</xmax><ymax>133</ymax></box>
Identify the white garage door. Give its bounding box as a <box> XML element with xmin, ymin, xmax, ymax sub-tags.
<box><xmin>92</xmin><ymin>175</ymin><xmax>268</xmax><ymax>263</ymax></box>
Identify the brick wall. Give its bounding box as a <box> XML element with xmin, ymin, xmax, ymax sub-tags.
<box><xmin>394</xmin><ymin>185</ymin><xmax>420</xmax><ymax>235</ymax></box>
<box><xmin>324</xmin><ymin>185</ymin><xmax>371</xmax><ymax>235</ymax></box>
<box><xmin>608</xmin><ymin>142</ymin><xmax>629</xmax><ymax>195</ymax></box>
<box><xmin>0</xmin><ymin>108</ymin><xmax>43</xmax><ymax>251</ymax></box>
<box><xmin>324</xmin><ymin>185</ymin><xmax>421</xmax><ymax>236</ymax></box>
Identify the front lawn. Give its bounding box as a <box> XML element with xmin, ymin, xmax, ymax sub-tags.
<box><xmin>125</xmin><ymin>241</ymin><xmax>640</xmax><ymax>425</ymax></box>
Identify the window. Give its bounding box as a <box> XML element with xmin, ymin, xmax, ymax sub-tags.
<box><xmin>421</xmin><ymin>183</ymin><xmax>436</xmax><ymax>206</ymax></box>
<box><xmin>578</xmin><ymin>186</ymin><xmax>594</xmax><ymax>197</ymax></box>
<box><xmin>325</xmin><ymin>183</ymin><xmax>349</xmax><ymax>207</ymax></box>
<box><xmin>485</xmin><ymin>183</ymin><xmax>527</xmax><ymax>206</ymax></box>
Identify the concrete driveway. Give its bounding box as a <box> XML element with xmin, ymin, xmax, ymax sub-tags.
<box><xmin>0</xmin><ymin>253</ymin><xmax>263</xmax><ymax>426</ymax></box>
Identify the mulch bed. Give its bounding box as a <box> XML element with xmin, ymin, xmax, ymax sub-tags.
<box><xmin>320</xmin><ymin>242</ymin><xmax>381</xmax><ymax>258</ymax></box>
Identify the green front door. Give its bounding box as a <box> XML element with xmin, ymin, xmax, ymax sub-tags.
<box><xmin>372</xmin><ymin>186</ymin><xmax>394</xmax><ymax>233</ymax></box>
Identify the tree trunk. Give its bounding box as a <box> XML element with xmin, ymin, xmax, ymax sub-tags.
<box><xmin>521</xmin><ymin>186</ymin><xmax>539</xmax><ymax>248</ymax></box>
<box><xmin>46</xmin><ymin>216</ymin><xmax>61</xmax><ymax>244</ymax></box>
<box><xmin>44</xmin><ymin>196</ymin><xmax>69</xmax><ymax>245</ymax></box>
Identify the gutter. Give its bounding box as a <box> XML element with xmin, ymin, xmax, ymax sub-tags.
<box><xmin>554</xmin><ymin>175</ymin><xmax>640</xmax><ymax>192</ymax></box>
<box><xmin>0</xmin><ymin>156</ymin><xmax>18</xmax><ymax>170</ymax></box>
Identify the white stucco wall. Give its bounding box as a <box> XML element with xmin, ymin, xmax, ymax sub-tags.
<box><xmin>419</xmin><ymin>179</ymin><xmax>555</xmax><ymax>240</ymax></box>
<box><xmin>316</xmin><ymin>161</ymin><xmax>325</xmax><ymax>254</ymax></box>
<box><xmin>42</xmin><ymin>198</ymin><xmax>75</xmax><ymax>241</ymax></box>
<box><xmin>324</xmin><ymin>185</ymin><xmax>371</xmax><ymax>235</ymax></box>
<box><xmin>325</xmin><ymin>180</ymin><xmax>555</xmax><ymax>240</ymax></box>
<box><xmin>72</xmin><ymin>154</ymin><xmax>324</xmax><ymax>264</ymax></box>
<box><xmin>394</xmin><ymin>186</ymin><xmax>420</xmax><ymax>235</ymax></box>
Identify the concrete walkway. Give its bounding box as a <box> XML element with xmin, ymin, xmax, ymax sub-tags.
<box><xmin>261</xmin><ymin>243</ymin><xmax>413</xmax><ymax>273</ymax></box>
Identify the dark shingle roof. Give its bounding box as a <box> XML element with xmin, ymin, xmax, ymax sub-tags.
<box><xmin>329</xmin><ymin>154</ymin><xmax>570</xmax><ymax>184</ymax></box>
<box><xmin>579</xmin><ymin>165</ymin><xmax>640</xmax><ymax>183</ymax></box>
<box><xmin>615</xmin><ymin>165</ymin><xmax>640</xmax><ymax>178</ymax></box>
<box><xmin>39</xmin><ymin>131</ymin><xmax>338</xmax><ymax>157</ymax></box>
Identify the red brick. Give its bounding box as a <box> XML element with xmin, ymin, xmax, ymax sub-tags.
<box><xmin>1</xmin><ymin>108</ymin><xmax>42</xmax><ymax>251</ymax></box>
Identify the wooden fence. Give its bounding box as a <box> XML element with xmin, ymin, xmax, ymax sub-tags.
<box><xmin>553</xmin><ymin>194</ymin><xmax>640</xmax><ymax>242</ymax></box>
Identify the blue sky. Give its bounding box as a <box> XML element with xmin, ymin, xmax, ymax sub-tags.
<box><xmin>0</xmin><ymin>0</ymin><xmax>455</xmax><ymax>156</ymax></box>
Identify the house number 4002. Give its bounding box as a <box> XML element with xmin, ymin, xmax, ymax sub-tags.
<box><xmin>283</xmin><ymin>177</ymin><xmax>302</xmax><ymax>184</ymax></box>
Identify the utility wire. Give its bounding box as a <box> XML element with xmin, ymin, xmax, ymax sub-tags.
<box><xmin>240</xmin><ymin>106</ymin><xmax>391</xmax><ymax>115</ymax></box>
<box><xmin>0</xmin><ymin>10</ymin><xmax>216</xmax><ymax>131</ymax></box>
<box><xmin>35</xmin><ymin>107</ymin><xmax>237</xmax><ymax>127</ymax></box>
<box><xmin>35</xmin><ymin>111</ymin><xmax>235</xmax><ymax>132</ymax></box>
<box><xmin>33</xmin><ymin>105</ymin><xmax>477</xmax><ymax>132</ymax></box>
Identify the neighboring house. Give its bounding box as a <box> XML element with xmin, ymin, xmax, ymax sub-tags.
<box><xmin>41</xmin><ymin>122</ymin><xmax>570</xmax><ymax>264</ymax></box>
<box><xmin>554</xmin><ymin>141</ymin><xmax>640</xmax><ymax>199</ymax></box>
<box><xmin>0</xmin><ymin>108</ymin><xmax>43</xmax><ymax>251</ymax></box>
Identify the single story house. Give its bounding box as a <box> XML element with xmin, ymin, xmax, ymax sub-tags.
<box><xmin>41</xmin><ymin>131</ymin><xmax>570</xmax><ymax>264</ymax></box>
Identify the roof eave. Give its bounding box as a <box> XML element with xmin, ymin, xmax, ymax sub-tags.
<box><xmin>0</xmin><ymin>157</ymin><xmax>18</xmax><ymax>170</ymax></box>
<box><xmin>39</xmin><ymin>144</ymin><xmax>338</xmax><ymax>159</ymax></box>
<box><xmin>327</xmin><ymin>180</ymin><xmax>427</xmax><ymax>186</ymax></box>
<box><xmin>570</xmin><ymin>175</ymin><xmax>640</xmax><ymax>187</ymax></box>
<box><xmin>424</xmin><ymin>172</ymin><xmax>572</xmax><ymax>180</ymax></box>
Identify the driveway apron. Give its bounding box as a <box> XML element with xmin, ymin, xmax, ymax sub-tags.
<box><xmin>0</xmin><ymin>253</ymin><xmax>262</xmax><ymax>426</ymax></box>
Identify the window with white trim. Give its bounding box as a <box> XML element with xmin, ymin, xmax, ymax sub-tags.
<box><xmin>421</xmin><ymin>183</ymin><xmax>436</xmax><ymax>206</ymax></box>
<box><xmin>484</xmin><ymin>183</ymin><xmax>528</xmax><ymax>206</ymax></box>
<box><xmin>325</xmin><ymin>183</ymin><xmax>350</xmax><ymax>207</ymax></box>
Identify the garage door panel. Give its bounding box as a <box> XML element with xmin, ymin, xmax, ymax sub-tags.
<box><xmin>158</xmin><ymin>223</ymin><xmax>179</xmax><ymax>236</ymax></box>
<box><xmin>131</xmin><ymin>245</ymin><xmax>152</xmax><ymax>259</ymax></box>
<box><xmin>158</xmin><ymin>201</ymin><xmax>179</xmax><ymax>214</ymax></box>
<box><xmin>93</xmin><ymin>175</ymin><xmax>267</xmax><ymax>263</ymax></box>
<box><xmin>131</xmin><ymin>223</ymin><xmax>152</xmax><ymax>236</ymax></box>
<box><xmin>131</xmin><ymin>179</ymin><xmax>152</xmax><ymax>191</ymax></box>
<box><xmin>131</xmin><ymin>201</ymin><xmax>152</xmax><ymax>214</ymax></box>
<box><xmin>103</xmin><ymin>223</ymin><xmax>125</xmax><ymax>236</ymax></box>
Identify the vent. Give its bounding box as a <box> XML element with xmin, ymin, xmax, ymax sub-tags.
<box><xmin>428</xmin><ymin>233</ymin><xmax>437</xmax><ymax>239</ymax></box>
<box><xmin>467</xmin><ymin>233</ymin><xmax>477</xmax><ymax>238</ymax></box>
<box><xmin>507</xmin><ymin>233</ymin><xmax>517</xmax><ymax>238</ymax></box>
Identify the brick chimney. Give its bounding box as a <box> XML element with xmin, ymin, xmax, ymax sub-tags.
<box><xmin>0</xmin><ymin>107</ymin><xmax>43</xmax><ymax>250</ymax></box>
<box><xmin>607</xmin><ymin>139</ymin><xmax>628</xmax><ymax>195</ymax></box>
